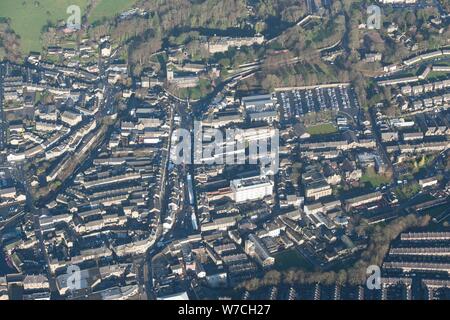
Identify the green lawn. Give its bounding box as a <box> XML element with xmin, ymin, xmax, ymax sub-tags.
<box><xmin>306</xmin><ymin>123</ymin><xmax>338</xmax><ymax>135</ymax></box>
<box><xmin>427</xmin><ymin>71</ymin><xmax>450</xmax><ymax>81</ymax></box>
<box><xmin>176</xmin><ymin>78</ymin><xmax>212</xmax><ymax>100</ymax></box>
<box><xmin>274</xmin><ymin>248</ymin><xmax>314</xmax><ymax>272</ymax></box>
<box><xmin>88</xmin><ymin>0</ymin><xmax>138</xmax><ymax>24</ymax></box>
<box><xmin>0</xmin><ymin>0</ymin><xmax>89</xmax><ymax>53</ymax></box>
<box><xmin>0</xmin><ymin>0</ymin><xmax>137</xmax><ymax>54</ymax></box>
<box><xmin>361</xmin><ymin>167</ymin><xmax>391</xmax><ymax>188</ymax></box>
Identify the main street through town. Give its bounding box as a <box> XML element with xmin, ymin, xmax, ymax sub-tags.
<box><xmin>0</xmin><ymin>63</ymin><xmax>6</xmax><ymax>153</ymax></box>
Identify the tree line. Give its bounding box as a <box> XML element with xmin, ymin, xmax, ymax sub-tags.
<box><xmin>238</xmin><ymin>214</ymin><xmax>431</xmax><ymax>291</ymax></box>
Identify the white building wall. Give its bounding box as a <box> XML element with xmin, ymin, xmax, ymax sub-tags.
<box><xmin>234</xmin><ymin>183</ymin><xmax>273</xmax><ymax>203</ymax></box>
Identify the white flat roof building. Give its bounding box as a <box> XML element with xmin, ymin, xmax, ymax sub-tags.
<box><xmin>230</xmin><ymin>175</ymin><xmax>274</xmax><ymax>203</ymax></box>
<box><xmin>419</xmin><ymin>177</ymin><xmax>438</xmax><ymax>188</ymax></box>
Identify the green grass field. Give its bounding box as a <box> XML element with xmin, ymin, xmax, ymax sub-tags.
<box><xmin>88</xmin><ymin>0</ymin><xmax>138</xmax><ymax>24</ymax></box>
<box><xmin>427</xmin><ymin>71</ymin><xmax>450</xmax><ymax>81</ymax></box>
<box><xmin>0</xmin><ymin>0</ymin><xmax>89</xmax><ymax>53</ymax></box>
<box><xmin>274</xmin><ymin>249</ymin><xmax>314</xmax><ymax>272</ymax></box>
<box><xmin>0</xmin><ymin>0</ymin><xmax>137</xmax><ymax>54</ymax></box>
<box><xmin>361</xmin><ymin>167</ymin><xmax>391</xmax><ymax>188</ymax></box>
<box><xmin>306</xmin><ymin>123</ymin><xmax>338</xmax><ymax>135</ymax></box>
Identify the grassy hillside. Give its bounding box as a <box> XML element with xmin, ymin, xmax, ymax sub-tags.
<box><xmin>0</xmin><ymin>0</ymin><xmax>89</xmax><ymax>53</ymax></box>
<box><xmin>0</xmin><ymin>0</ymin><xmax>137</xmax><ymax>54</ymax></box>
<box><xmin>89</xmin><ymin>0</ymin><xmax>138</xmax><ymax>24</ymax></box>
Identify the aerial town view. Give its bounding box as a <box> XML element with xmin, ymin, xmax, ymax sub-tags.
<box><xmin>0</xmin><ymin>0</ymin><xmax>450</xmax><ymax>309</ymax></box>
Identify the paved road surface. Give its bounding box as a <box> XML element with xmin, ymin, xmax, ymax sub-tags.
<box><xmin>0</xmin><ymin>64</ymin><xmax>6</xmax><ymax>152</ymax></box>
